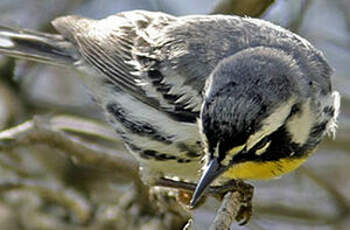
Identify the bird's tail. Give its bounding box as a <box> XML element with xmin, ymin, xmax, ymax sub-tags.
<box><xmin>0</xmin><ymin>25</ymin><xmax>76</xmax><ymax>66</ymax></box>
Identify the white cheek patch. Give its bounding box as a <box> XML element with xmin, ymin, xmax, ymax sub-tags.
<box><xmin>246</xmin><ymin>98</ymin><xmax>295</xmax><ymax>150</ymax></box>
<box><xmin>285</xmin><ymin>100</ymin><xmax>313</xmax><ymax>145</ymax></box>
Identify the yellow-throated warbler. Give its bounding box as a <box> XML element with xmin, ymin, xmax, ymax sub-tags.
<box><xmin>0</xmin><ymin>10</ymin><xmax>340</xmax><ymax>207</ymax></box>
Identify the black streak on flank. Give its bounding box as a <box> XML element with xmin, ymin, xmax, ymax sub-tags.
<box><xmin>106</xmin><ymin>103</ymin><xmax>174</xmax><ymax>144</ymax></box>
<box><xmin>177</xmin><ymin>158</ymin><xmax>192</xmax><ymax>163</ymax></box>
<box><xmin>310</xmin><ymin>121</ymin><xmax>327</xmax><ymax>137</ymax></box>
<box><xmin>141</xmin><ymin>149</ymin><xmax>190</xmax><ymax>162</ymax></box>
<box><xmin>323</xmin><ymin>106</ymin><xmax>335</xmax><ymax>117</ymax></box>
<box><xmin>176</xmin><ymin>143</ymin><xmax>201</xmax><ymax>158</ymax></box>
<box><xmin>141</xmin><ymin>149</ymin><xmax>192</xmax><ymax>163</ymax></box>
<box><xmin>148</xmin><ymin>69</ymin><xmax>199</xmax><ymax>123</ymax></box>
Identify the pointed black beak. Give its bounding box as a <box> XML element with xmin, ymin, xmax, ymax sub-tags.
<box><xmin>190</xmin><ymin>157</ymin><xmax>225</xmax><ymax>208</ymax></box>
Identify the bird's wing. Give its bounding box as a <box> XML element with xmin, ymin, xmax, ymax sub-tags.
<box><xmin>52</xmin><ymin>10</ymin><xmax>213</xmax><ymax>123</ymax></box>
<box><xmin>52</xmin><ymin>10</ymin><xmax>332</xmax><ymax>124</ymax></box>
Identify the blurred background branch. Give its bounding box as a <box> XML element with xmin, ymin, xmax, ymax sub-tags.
<box><xmin>211</xmin><ymin>0</ymin><xmax>274</xmax><ymax>17</ymax></box>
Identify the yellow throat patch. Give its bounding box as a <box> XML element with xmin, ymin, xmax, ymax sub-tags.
<box><xmin>222</xmin><ymin>157</ymin><xmax>309</xmax><ymax>180</ymax></box>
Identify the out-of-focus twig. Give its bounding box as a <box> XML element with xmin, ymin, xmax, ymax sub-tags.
<box><xmin>255</xmin><ymin>204</ymin><xmax>341</xmax><ymax>225</ymax></box>
<box><xmin>0</xmin><ymin>80</ymin><xmax>23</xmax><ymax>130</ymax></box>
<box><xmin>254</xmin><ymin>164</ymin><xmax>350</xmax><ymax>225</ymax></box>
<box><xmin>0</xmin><ymin>115</ymin><xmax>159</xmax><ymax>213</ymax></box>
<box><xmin>0</xmin><ymin>177</ymin><xmax>91</xmax><ymax>224</ymax></box>
<box><xmin>288</xmin><ymin>0</ymin><xmax>313</xmax><ymax>33</ymax></box>
<box><xmin>211</xmin><ymin>0</ymin><xmax>275</xmax><ymax>17</ymax></box>
<box><xmin>0</xmin><ymin>115</ymin><xmax>139</xmax><ymax>180</ymax></box>
<box><xmin>299</xmin><ymin>167</ymin><xmax>350</xmax><ymax>222</ymax></box>
<box><xmin>19</xmin><ymin>210</ymin><xmax>86</xmax><ymax>230</ymax></box>
<box><xmin>50</xmin><ymin>115</ymin><xmax>120</xmax><ymax>143</ymax></box>
<box><xmin>337</xmin><ymin>0</ymin><xmax>350</xmax><ymax>37</ymax></box>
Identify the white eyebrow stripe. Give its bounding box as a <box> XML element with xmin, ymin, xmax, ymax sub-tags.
<box><xmin>246</xmin><ymin>98</ymin><xmax>295</xmax><ymax>150</ymax></box>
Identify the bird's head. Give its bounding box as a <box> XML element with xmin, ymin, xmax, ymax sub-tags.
<box><xmin>190</xmin><ymin>46</ymin><xmax>335</xmax><ymax>207</ymax></box>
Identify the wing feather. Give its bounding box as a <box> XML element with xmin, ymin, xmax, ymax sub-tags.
<box><xmin>53</xmin><ymin>11</ymin><xmax>204</xmax><ymax>122</ymax></box>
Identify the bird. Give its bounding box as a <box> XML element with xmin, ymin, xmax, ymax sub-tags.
<box><xmin>0</xmin><ymin>10</ymin><xmax>340</xmax><ymax>207</ymax></box>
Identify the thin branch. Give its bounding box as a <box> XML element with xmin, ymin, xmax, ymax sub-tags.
<box><xmin>50</xmin><ymin>115</ymin><xmax>120</xmax><ymax>143</ymax></box>
<box><xmin>299</xmin><ymin>167</ymin><xmax>350</xmax><ymax>222</ymax></box>
<box><xmin>253</xmin><ymin>167</ymin><xmax>350</xmax><ymax>225</ymax></box>
<box><xmin>337</xmin><ymin>0</ymin><xmax>350</xmax><ymax>37</ymax></box>
<box><xmin>211</xmin><ymin>0</ymin><xmax>275</xmax><ymax>17</ymax></box>
<box><xmin>0</xmin><ymin>80</ymin><xmax>24</xmax><ymax>129</ymax></box>
<box><xmin>0</xmin><ymin>115</ymin><xmax>139</xmax><ymax>181</ymax></box>
<box><xmin>18</xmin><ymin>210</ymin><xmax>85</xmax><ymax>230</ymax></box>
<box><xmin>0</xmin><ymin>154</ymin><xmax>30</xmax><ymax>177</ymax></box>
<box><xmin>157</xmin><ymin>178</ymin><xmax>254</xmax><ymax>226</ymax></box>
<box><xmin>321</xmin><ymin>123</ymin><xmax>350</xmax><ymax>153</ymax></box>
<box><xmin>0</xmin><ymin>115</ymin><xmax>156</xmax><ymax>211</ymax></box>
<box><xmin>210</xmin><ymin>191</ymin><xmax>241</xmax><ymax>229</ymax></box>
<box><xmin>0</xmin><ymin>177</ymin><xmax>91</xmax><ymax>224</ymax></box>
<box><xmin>287</xmin><ymin>0</ymin><xmax>313</xmax><ymax>33</ymax></box>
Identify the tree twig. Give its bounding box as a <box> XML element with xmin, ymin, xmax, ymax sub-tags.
<box><xmin>287</xmin><ymin>0</ymin><xmax>313</xmax><ymax>33</ymax></box>
<box><xmin>0</xmin><ymin>177</ymin><xmax>91</xmax><ymax>224</ymax></box>
<box><xmin>210</xmin><ymin>191</ymin><xmax>241</xmax><ymax>229</ymax></box>
<box><xmin>211</xmin><ymin>0</ymin><xmax>275</xmax><ymax>17</ymax></box>
<box><xmin>0</xmin><ymin>115</ymin><xmax>139</xmax><ymax>181</ymax></box>
<box><xmin>157</xmin><ymin>178</ymin><xmax>254</xmax><ymax>227</ymax></box>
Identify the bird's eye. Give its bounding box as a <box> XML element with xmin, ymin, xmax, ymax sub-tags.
<box><xmin>255</xmin><ymin>137</ymin><xmax>271</xmax><ymax>156</ymax></box>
